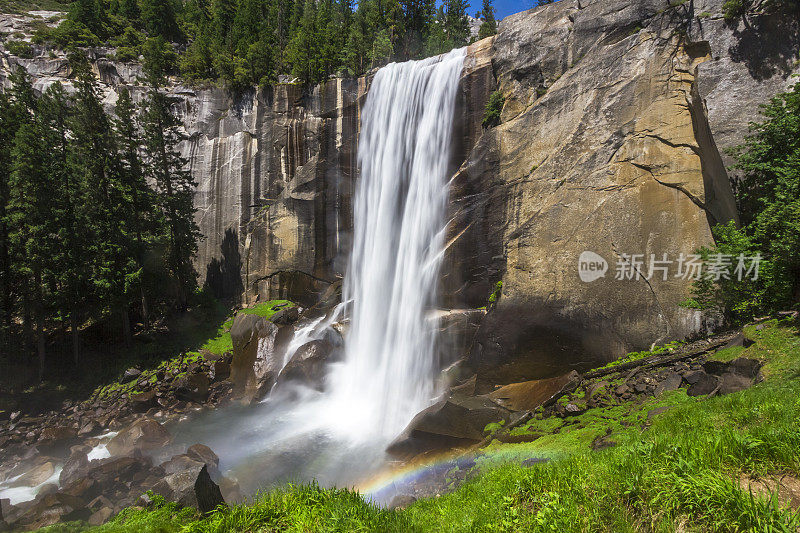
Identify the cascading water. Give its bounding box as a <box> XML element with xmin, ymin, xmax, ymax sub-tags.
<box><xmin>323</xmin><ymin>47</ymin><xmax>466</xmax><ymax>441</ymax></box>
<box><xmin>103</xmin><ymin>48</ymin><xmax>467</xmax><ymax>500</ymax></box>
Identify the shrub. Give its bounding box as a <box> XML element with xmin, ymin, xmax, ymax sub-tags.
<box><xmin>723</xmin><ymin>0</ymin><xmax>749</xmax><ymax>21</ymax></box>
<box><xmin>482</xmin><ymin>90</ymin><xmax>505</xmax><ymax>128</ymax></box>
<box><xmin>687</xmin><ymin>82</ymin><xmax>800</xmax><ymax>324</ymax></box>
<box><xmin>4</xmin><ymin>39</ymin><xmax>34</xmax><ymax>58</ymax></box>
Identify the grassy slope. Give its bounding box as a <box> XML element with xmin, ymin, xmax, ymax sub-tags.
<box><xmin>38</xmin><ymin>318</ymin><xmax>800</xmax><ymax>532</ymax></box>
<box><xmin>88</xmin><ymin>300</ymin><xmax>292</xmax><ymax>402</ymax></box>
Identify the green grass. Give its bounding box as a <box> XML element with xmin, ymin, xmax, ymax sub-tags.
<box><xmin>35</xmin><ymin>318</ymin><xmax>800</xmax><ymax>532</ymax></box>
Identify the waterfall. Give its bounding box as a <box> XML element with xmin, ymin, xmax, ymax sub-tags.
<box><xmin>163</xmin><ymin>49</ymin><xmax>466</xmax><ymax>495</ymax></box>
<box><xmin>325</xmin><ymin>48</ymin><xmax>467</xmax><ymax>441</ymax></box>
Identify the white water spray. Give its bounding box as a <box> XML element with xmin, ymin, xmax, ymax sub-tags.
<box><xmin>324</xmin><ymin>48</ymin><xmax>466</xmax><ymax>441</ymax></box>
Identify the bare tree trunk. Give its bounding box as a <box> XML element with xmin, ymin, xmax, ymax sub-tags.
<box><xmin>71</xmin><ymin>311</ymin><xmax>80</xmax><ymax>367</ymax></box>
<box><xmin>122</xmin><ymin>306</ymin><xmax>132</xmax><ymax>346</ymax></box>
<box><xmin>34</xmin><ymin>273</ymin><xmax>45</xmax><ymax>382</ymax></box>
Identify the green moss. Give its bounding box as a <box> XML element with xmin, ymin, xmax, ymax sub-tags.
<box><xmin>596</xmin><ymin>340</ymin><xmax>683</xmax><ymax>371</ymax></box>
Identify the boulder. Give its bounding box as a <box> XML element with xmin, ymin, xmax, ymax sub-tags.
<box><xmin>718</xmin><ymin>372</ymin><xmax>753</xmax><ymax>395</ymax></box>
<box><xmin>654</xmin><ymin>370</ymin><xmax>682</xmax><ymax>396</ymax></box>
<box><xmin>270</xmin><ymin>306</ymin><xmax>300</xmax><ymax>325</ymax></box>
<box><xmin>186</xmin><ymin>444</ymin><xmax>219</xmax><ymax>468</ymax></box>
<box><xmin>10</xmin><ymin>461</ymin><xmax>55</xmax><ymax>487</ymax></box>
<box><xmin>396</xmin><ymin>395</ymin><xmax>511</xmax><ymax>444</ymax></box>
<box><xmin>85</xmin><ymin>456</ymin><xmax>153</xmax><ymax>488</ymax></box>
<box><xmin>130</xmin><ymin>390</ymin><xmax>157</xmax><ymax>412</ymax></box>
<box><xmin>212</xmin><ymin>361</ymin><xmax>231</xmax><ymax>382</ymax></box>
<box><xmin>151</xmin><ymin>464</ymin><xmax>225</xmax><ymax>514</ymax></box>
<box><xmin>687</xmin><ymin>372</ymin><xmax>721</xmax><ymax>397</ymax></box>
<box><xmin>173</xmin><ymin>373</ymin><xmax>210</xmax><ymax>403</ymax></box>
<box><xmin>159</xmin><ymin>455</ymin><xmax>204</xmax><ymax>476</ymax></box>
<box><xmin>388</xmin><ymin>494</ymin><xmax>417</xmax><ymax>510</ymax></box>
<box><xmin>488</xmin><ymin>371</ymin><xmax>581</xmax><ymax>411</ymax></box>
<box><xmin>229</xmin><ymin>313</ymin><xmax>281</xmax><ymax>402</ymax></box>
<box><xmin>59</xmin><ymin>449</ymin><xmax>89</xmax><ymax>486</ymax></box>
<box><xmin>106</xmin><ymin>418</ymin><xmax>172</xmax><ymax>456</ymax></box>
<box><xmin>120</xmin><ymin>368</ymin><xmax>142</xmax><ymax>384</ymax></box>
<box><xmin>275</xmin><ymin>340</ymin><xmax>334</xmax><ymax>390</ymax></box>
<box><xmin>87</xmin><ymin>506</ymin><xmax>113</xmax><ymax>526</ymax></box>
<box><xmin>38</xmin><ymin>426</ymin><xmax>78</xmax><ymax>451</ymax></box>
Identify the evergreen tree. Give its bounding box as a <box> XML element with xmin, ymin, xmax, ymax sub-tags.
<box><xmin>478</xmin><ymin>0</ymin><xmax>497</xmax><ymax>39</ymax></box>
<box><xmin>141</xmin><ymin>42</ymin><xmax>200</xmax><ymax>309</ymax></box>
<box><xmin>287</xmin><ymin>0</ymin><xmax>320</xmax><ymax>84</ymax></box>
<box><xmin>141</xmin><ymin>0</ymin><xmax>182</xmax><ymax>41</ymax></box>
<box><xmin>67</xmin><ymin>0</ymin><xmax>108</xmax><ymax>38</ymax></box>
<box><xmin>70</xmin><ymin>58</ymin><xmax>138</xmax><ymax>348</ymax></box>
<box><xmin>443</xmin><ymin>0</ymin><xmax>469</xmax><ymax>47</ymax></box>
<box><xmin>7</xmin><ymin>78</ymin><xmax>63</xmax><ymax>379</ymax></box>
<box><xmin>114</xmin><ymin>87</ymin><xmax>156</xmax><ymax>332</ymax></box>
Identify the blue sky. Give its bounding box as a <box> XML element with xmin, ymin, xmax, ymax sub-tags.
<box><xmin>437</xmin><ymin>0</ymin><xmax>538</xmax><ymax>20</ymax></box>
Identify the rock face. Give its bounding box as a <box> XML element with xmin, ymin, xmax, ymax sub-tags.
<box><xmin>448</xmin><ymin>0</ymin><xmax>798</xmax><ymax>376</ymax></box>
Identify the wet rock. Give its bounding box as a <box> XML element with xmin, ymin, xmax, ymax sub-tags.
<box><xmin>106</xmin><ymin>418</ymin><xmax>172</xmax><ymax>456</ymax></box>
<box><xmin>230</xmin><ymin>313</ymin><xmax>281</xmax><ymax>402</ymax></box>
<box><xmin>59</xmin><ymin>449</ymin><xmax>89</xmax><ymax>486</ymax></box>
<box><xmin>393</xmin><ymin>394</ymin><xmax>511</xmax><ymax>447</ymax></box>
<box><xmin>488</xmin><ymin>371</ymin><xmax>581</xmax><ymax>412</ymax></box>
<box><xmin>86</xmin><ymin>455</ymin><xmax>153</xmax><ymax>488</ymax></box>
<box><xmin>60</xmin><ymin>477</ymin><xmax>100</xmax><ymax>501</ymax></box>
<box><xmin>388</xmin><ymin>494</ymin><xmax>417</xmax><ymax>510</ymax></box>
<box><xmin>270</xmin><ymin>306</ymin><xmax>299</xmax><ymax>325</ymax></box>
<box><xmin>687</xmin><ymin>372</ymin><xmax>720</xmax><ymax>397</ymax></box>
<box><xmin>11</xmin><ymin>461</ymin><xmax>55</xmax><ymax>487</ymax></box>
<box><xmin>173</xmin><ymin>373</ymin><xmax>210</xmax><ymax>403</ymax></box>
<box><xmin>275</xmin><ymin>339</ymin><xmax>334</xmax><ymax>390</ymax></box>
<box><xmin>186</xmin><ymin>444</ymin><xmax>219</xmax><ymax>468</ymax></box>
<box><xmin>152</xmin><ymin>464</ymin><xmax>225</xmax><ymax>514</ymax></box>
<box><xmin>159</xmin><ymin>455</ymin><xmax>204</xmax><ymax>476</ymax></box>
<box><xmin>120</xmin><ymin>368</ymin><xmax>142</xmax><ymax>384</ymax></box>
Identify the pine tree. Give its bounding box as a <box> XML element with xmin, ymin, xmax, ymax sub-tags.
<box><xmin>478</xmin><ymin>0</ymin><xmax>497</xmax><ymax>39</ymax></box>
<box><xmin>443</xmin><ymin>0</ymin><xmax>469</xmax><ymax>47</ymax></box>
<box><xmin>141</xmin><ymin>0</ymin><xmax>182</xmax><ymax>41</ymax></box>
<box><xmin>7</xmin><ymin>77</ymin><xmax>63</xmax><ymax>379</ymax></box>
<box><xmin>114</xmin><ymin>87</ymin><xmax>157</xmax><ymax>333</ymax></box>
<box><xmin>70</xmin><ymin>58</ymin><xmax>137</xmax><ymax>348</ymax></box>
<box><xmin>287</xmin><ymin>0</ymin><xmax>319</xmax><ymax>84</ymax></box>
<box><xmin>141</xmin><ymin>42</ymin><xmax>200</xmax><ymax>310</ymax></box>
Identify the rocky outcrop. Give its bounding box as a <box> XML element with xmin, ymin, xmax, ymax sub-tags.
<box><xmin>443</xmin><ymin>0</ymin><xmax>799</xmax><ymax>380</ymax></box>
